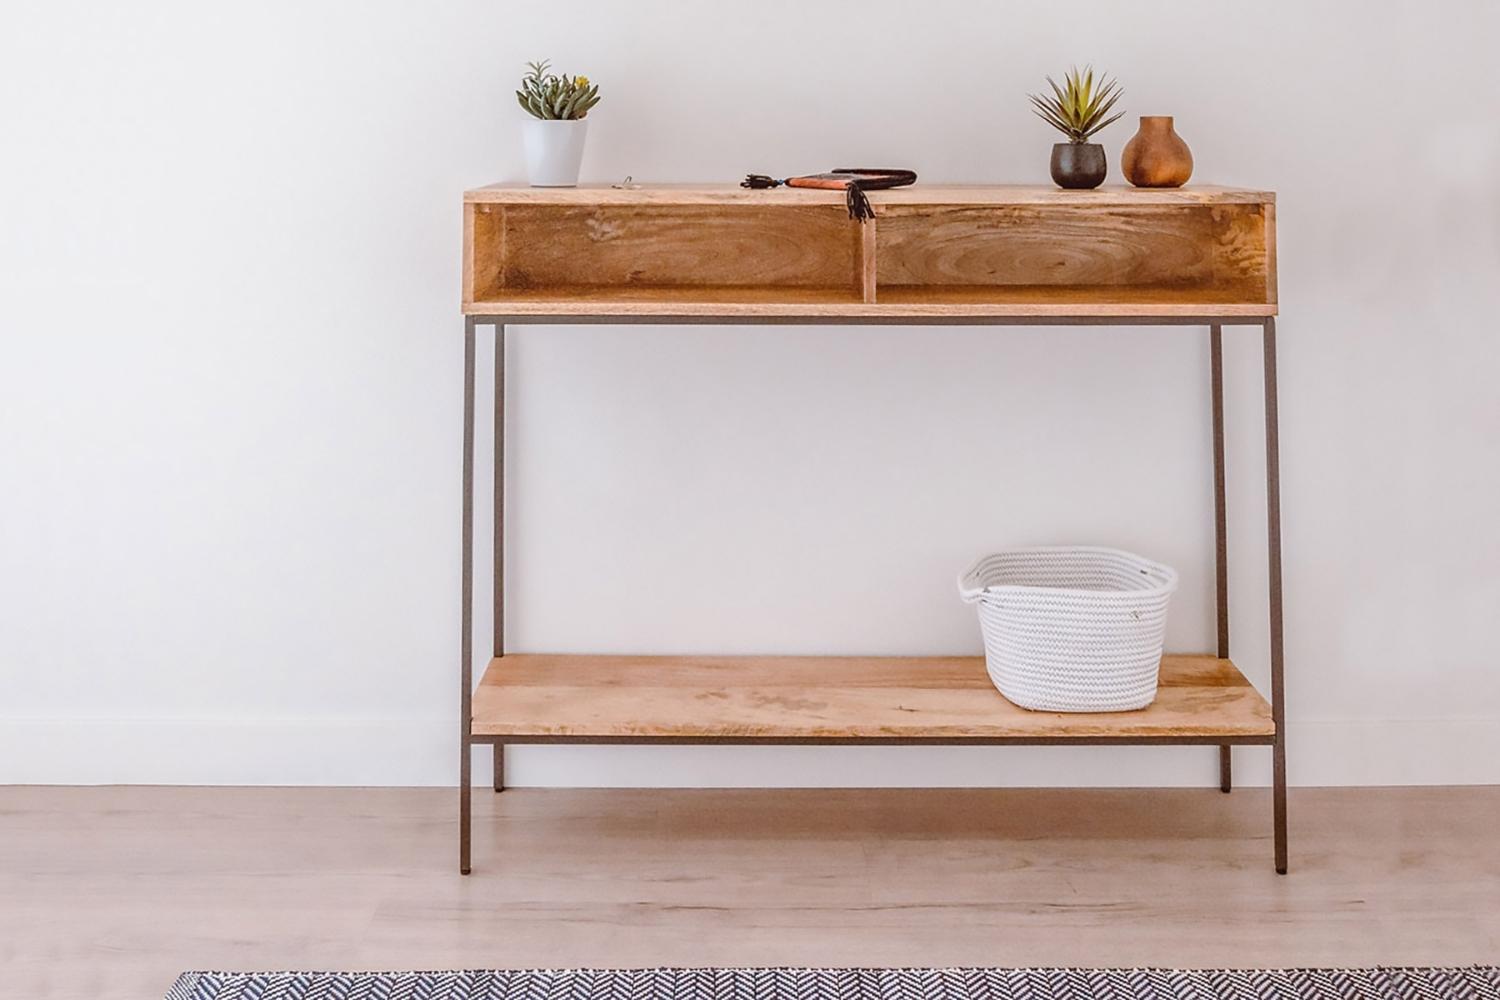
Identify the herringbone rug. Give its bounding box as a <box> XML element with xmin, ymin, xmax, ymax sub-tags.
<box><xmin>166</xmin><ymin>967</ymin><xmax>1500</xmax><ymax>1000</ymax></box>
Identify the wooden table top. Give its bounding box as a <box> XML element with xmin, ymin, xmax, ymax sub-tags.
<box><xmin>465</xmin><ymin>183</ymin><xmax>1276</xmax><ymax>206</ymax></box>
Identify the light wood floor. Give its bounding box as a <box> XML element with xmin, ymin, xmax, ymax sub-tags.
<box><xmin>3</xmin><ymin>786</ymin><xmax>1499</xmax><ymax>1000</ymax></box>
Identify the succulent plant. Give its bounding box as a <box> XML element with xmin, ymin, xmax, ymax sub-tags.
<box><xmin>516</xmin><ymin>60</ymin><xmax>600</xmax><ymax>121</ymax></box>
<box><xmin>1029</xmin><ymin>66</ymin><xmax>1124</xmax><ymax>144</ymax></box>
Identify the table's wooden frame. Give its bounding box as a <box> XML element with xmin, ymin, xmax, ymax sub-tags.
<box><xmin>456</xmin><ymin>186</ymin><xmax>1286</xmax><ymax>876</ymax></box>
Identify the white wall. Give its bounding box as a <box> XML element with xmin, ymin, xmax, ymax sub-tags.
<box><xmin>2</xmin><ymin>1</ymin><xmax>1498</xmax><ymax>788</ymax></box>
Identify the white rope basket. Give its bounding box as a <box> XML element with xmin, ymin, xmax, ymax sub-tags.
<box><xmin>958</xmin><ymin>546</ymin><xmax>1179</xmax><ymax>712</ymax></box>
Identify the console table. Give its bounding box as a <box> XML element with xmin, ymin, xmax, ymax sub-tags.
<box><xmin>457</xmin><ymin>183</ymin><xmax>1286</xmax><ymax>875</ymax></box>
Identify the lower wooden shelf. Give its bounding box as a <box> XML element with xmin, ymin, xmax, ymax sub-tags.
<box><xmin>471</xmin><ymin>653</ymin><xmax>1274</xmax><ymax>744</ymax></box>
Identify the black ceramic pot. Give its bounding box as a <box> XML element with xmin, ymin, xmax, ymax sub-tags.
<box><xmin>1050</xmin><ymin>142</ymin><xmax>1107</xmax><ymax>189</ymax></box>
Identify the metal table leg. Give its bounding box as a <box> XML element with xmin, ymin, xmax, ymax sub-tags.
<box><xmin>1262</xmin><ymin>317</ymin><xmax>1288</xmax><ymax>874</ymax></box>
<box><xmin>493</xmin><ymin>324</ymin><xmax>506</xmax><ymax>795</ymax></box>
<box><xmin>459</xmin><ymin>317</ymin><xmax>476</xmax><ymax>875</ymax></box>
<box><xmin>1210</xmin><ymin>324</ymin><xmax>1232</xmax><ymax>794</ymax></box>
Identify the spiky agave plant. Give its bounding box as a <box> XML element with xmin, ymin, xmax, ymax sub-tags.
<box><xmin>516</xmin><ymin>60</ymin><xmax>600</xmax><ymax>121</ymax></box>
<box><xmin>1029</xmin><ymin>66</ymin><xmax>1123</xmax><ymax>144</ymax></box>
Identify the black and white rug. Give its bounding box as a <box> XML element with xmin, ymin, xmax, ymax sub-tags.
<box><xmin>166</xmin><ymin>967</ymin><xmax>1500</xmax><ymax>1000</ymax></box>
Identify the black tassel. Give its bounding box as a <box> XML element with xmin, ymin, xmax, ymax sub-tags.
<box><xmin>845</xmin><ymin>183</ymin><xmax>875</xmax><ymax>222</ymax></box>
<box><xmin>741</xmin><ymin>174</ymin><xmax>782</xmax><ymax>189</ymax></box>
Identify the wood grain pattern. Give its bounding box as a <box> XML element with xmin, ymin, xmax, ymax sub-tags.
<box><xmin>1265</xmin><ymin>201</ymin><xmax>1279</xmax><ymax>306</ymax></box>
<box><xmin>466</xmin><ymin>290</ymin><xmax>1276</xmax><ymax>318</ymax></box>
<box><xmin>471</xmin><ymin>654</ymin><xmax>1274</xmax><ymax>740</ymax></box>
<box><xmin>857</xmin><ymin>216</ymin><xmax>877</xmax><ymax>303</ymax></box>
<box><xmin>462</xmin><ymin>202</ymin><xmax>475</xmax><ymax>305</ymax></box>
<box><xmin>465</xmin><ymin>183</ymin><xmax>1276</xmax><ymax>207</ymax></box>
<box><xmin>463</xmin><ymin>203</ymin><xmax>504</xmax><ymax>307</ymax></box>
<box><xmin>483</xmin><ymin>204</ymin><xmax>859</xmax><ymax>296</ymax></box>
<box><xmin>461</xmin><ymin>185</ymin><xmax>1277</xmax><ymax>318</ymax></box>
<box><xmin>875</xmin><ymin>204</ymin><xmax>1268</xmax><ymax>297</ymax></box>
<box><xmin>5</xmin><ymin>784</ymin><xmax>1500</xmax><ymax>1000</ymax></box>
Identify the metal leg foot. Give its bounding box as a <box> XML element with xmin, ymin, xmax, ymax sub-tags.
<box><xmin>1274</xmin><ymin>772</ymin><xmax>1288</xmax><ymax>873</ymax></box>
<box><xmin>460</xmin><ymin>755</ymin><xmax>472</xmax><ymax>875</ymax></box>
<box><xmin>493</xmin><ymin>743</ymin><xmax>505</xmax><ymax>792</ymax></box>
<box><xmin>1219</xmin><ymin>746</ymin><xmax>1232</xmax><ymax>793</ymax></box>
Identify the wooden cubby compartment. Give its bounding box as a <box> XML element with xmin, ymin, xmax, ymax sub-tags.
<box><xmin>468</xmin><ymin>202</ymin><xmax>867</xmax><ymax>307</ymax></box>
<box><xmin>875</xmin><ymin>203</ymin><xmax>1272</xmax><ymax>309</ymax></box>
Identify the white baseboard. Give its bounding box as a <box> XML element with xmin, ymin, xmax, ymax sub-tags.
<box><xmin>2</xmin><ymin>716</ymin><xmax>1497</xmax><ymax>787</ymax></box>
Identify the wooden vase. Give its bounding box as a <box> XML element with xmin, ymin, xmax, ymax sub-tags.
<box><xmin>1121</xmin><ymin>116</ymin><xmax>1193</xmax><ymax>188</ymax></box>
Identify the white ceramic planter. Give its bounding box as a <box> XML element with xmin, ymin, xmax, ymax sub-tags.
<box><xmin>522</xmin><ymin>119</ymin><xmax>588</xmax><ymax>187</ymax></box>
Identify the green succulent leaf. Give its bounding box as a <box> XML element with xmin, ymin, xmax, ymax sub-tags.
<box><xmin>1030</xmin><ymin>64</ymin><xmax>1123</xmax><ymax>143</ymax></box>
<box><xmin>516</xmin><ymin>58</ymin><xmax>601</xmax><ymax>120</ymax></box>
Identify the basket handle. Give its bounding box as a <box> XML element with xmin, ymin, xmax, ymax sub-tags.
<box><xmin>957</xmin><ymin>556</ymin><xmax>1010</xmax><ymax>604</ymax></box>
<box><xmin>958</xmin><ymin>577</ymin><xmax>1009</xmax><ymax>604</ymax></box>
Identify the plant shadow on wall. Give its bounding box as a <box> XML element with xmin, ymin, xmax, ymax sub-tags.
<box><xmin>516</xmin><ymin>59</ymin><xmax>601</xmax><ymax>187</ymax></box>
